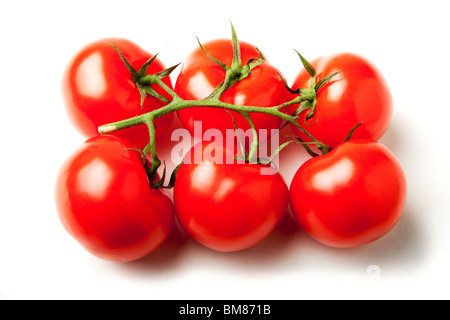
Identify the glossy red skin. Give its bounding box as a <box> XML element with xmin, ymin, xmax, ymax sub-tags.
<box><xmin>289</xmin><ymin>140</ymin><xmax>407</xmax><ymax>248</ymax></box>
<box><xmin>55</xmin><ymin>135</ymin><xmax>175</xmax><ymax>262</ymax></box>
<box><xmin>175</xmin><ymin>39</ymin><xmax>294</xmax><ymax>143</ymax></box>
<box><xmin>62</xmin><ymin>38</ymin><xmax>173</xmax><ymax>150</ymax></box>
<box><xmin>173</xmin><ymin>142</ymin><xmax>289</xmax><ymax>252</ymax></box>
<box><xmin>291</xmin><ymin>53</ymin><xmax>393</xmax><ymax>148</ymax></box>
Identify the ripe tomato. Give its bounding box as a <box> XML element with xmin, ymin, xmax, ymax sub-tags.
<box><xmin>55</xmin><ymin>135</ymin><xmax>175</xmax><ymax>262</ymax></box>
<box><xmin>291</xmin><ymin>53</ymin><xmax>393</xmax><ymax>148</ymax></box>
<box><xmin>173</xmin><ymin>141</ymin><xmax>289</xmax><ymax>252</ymax></box>
<box><xmin>175</xmin><ymin>39</ymin><xmax>294</xmax><ymax>143</ymax></box>
<box><xmin>289</xmin><ymin>139</ymin><xmax>407</xmax><ymax>248</ymax></box>
<box><xmin>62</xmin><ymin>38</ymin><xmax>173</xmax><ymax>150</ymax></box>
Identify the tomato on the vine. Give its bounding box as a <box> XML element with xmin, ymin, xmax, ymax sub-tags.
<box><xmin>289</xmin><ymin>139</ymin><xmax>407</xmax><ymax>248</ymax></box>
<box><xmin>175</xmin><ymin>39</ymin><xmax>294</xmax><ymax>143</ymax></box>
<box><xmin>173</xmin><ymin>141</ymin><xmax>289</xmax><ymax>252</ymax></box>
<box><xmin>55</xmin><ymin>135</ymin><xmax>175</xmax><ymax>262</ymax></box>
<box><xmin>62</xmin><ymin>38</ymin><xmax>173</xmax><ymax>150</ymax></box>
<box><xmin>291</xmin><ymin>52</ymin><xmax>393</xmax><ymax>148</ymax></box>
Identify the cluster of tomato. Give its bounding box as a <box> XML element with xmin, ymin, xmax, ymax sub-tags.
<box><xmin>55</xmin><ymin>34</ymin><xmax>407</xmax><ymax>262</ymax></box>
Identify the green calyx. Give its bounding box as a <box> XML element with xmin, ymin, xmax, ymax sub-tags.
<box><xmin>198</xmin><ymin>21</ymin><xmax>266</xmax><ymax>100</ymax></box>
<box><xmin>282</xmin><ymin>50</ymin><xmax>341</xmax><ymax>122</ymax></box>
<box><xmin>123</xmin><ymin>147</ymin><xmax>181</xmax><ymax>189</ymax></box>
<box><xmin>107</xmin><ymin>42</ymin><xmax>180</xmax><ymax>109</ymax></box>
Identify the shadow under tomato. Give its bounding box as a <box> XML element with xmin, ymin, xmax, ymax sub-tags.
<box><xmin>204</xmin><ymin>197</ymin><xmax>425</xmax><ymax>277</ymax></box>
<box><xmin>116</xmin><ymin>221</ymin><xmax>194</xmax><ymax>272</ymax></box>
<box><xmin>115</xmin><ymin>210</ymin><xmax>307</xmax><ymax>273</ymax></box>
<box><xmin>199</xmin><ymin>210</ymin><xmax>311</xmax><ymax>268</ymax></box>
<box><xmin>353</xmin><ymin>202</ymin><xmax>426</xmax><ymax>271</ymax></box>
<box><xmin>111</xmin><ymin>200</ymin><xmax>424</xmax><ymax>279</ymax></box>
<box><xmin>292</xmin><ymin>201</ymin><xmax>426</xmax><ymax>278</ymax></box>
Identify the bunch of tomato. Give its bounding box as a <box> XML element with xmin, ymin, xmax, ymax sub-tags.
<box><xmin>55</xmin><ymin>27</ymin><xmax>407</xmax><ymax>262</ymax></box>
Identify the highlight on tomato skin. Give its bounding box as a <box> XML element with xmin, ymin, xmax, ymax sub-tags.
<box><xmin>288</xmin><ymin>139</ymin><xmax>407</xmax><ymax>249</ymax></box>
<box><xmin>61</xmin><ymin>38</ymin><xmax>174</xmax><ymax>150</ymax></box>
<box><xmin>54</xmin><ymin>135</ymin><xmax>175</xmax><ymax>262</ymax></box>
<box><xmin>172</xmin><ymin>141</ymin><xmax>289</xmax><ymax>253</ymax></box>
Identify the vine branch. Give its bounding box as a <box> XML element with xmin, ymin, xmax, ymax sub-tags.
<box><xmin>98</xmin><ymin>23</ymin><xmax>337</xmax><ymax>188</ymax></box>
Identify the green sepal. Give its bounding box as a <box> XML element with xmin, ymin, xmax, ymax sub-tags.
<box><xmin>163</xmin><ymin>161</ymin><xmax>183</xmax><ymax>189</ymax></box>
<box><xmin>149</xmin><ymin>161</ymin><xmax>184</xmax><ymax>190</ymax></box>
<box><xmin>294</xmin><ymin>101</ymin><xmax>311</xmax><ymax>117</ymax></box>
<box><xmin>123</xmin><ymin>147</ymin><xmax>169</xmax><ymax>188</ymax></box>
<box><xmin>108</xmin><ymin>42</ymin><xmax>177</xmax><ymax>109</ymax></box>
<box><xmin>196</xmin><ymin>37</ymin><xmax>229</xmax><ymax>71</ymax></box>
<box><xmin>108</xmin><ymin>42</ymin><xmax>140</xmax><ymax>82</ymax></box>
<box><xmin>123</xmin><ymin>147</ymin><xmax>148</xmax><ymax>164</ymax></box>
<box><xmin>265</xmin><ymin>139</ymin><xmax>296</xmax><ymax>165</ymax></box>
<box><xmin>278</xmin><ymin>71</ymin><xmax>300</xmax><ymax>95</ymax></box>
<box><xmin>239</xmin><ymin>48</ymin><xmax>265</xmax><ymax>81</ymax></box>
<box><xmin>285</xmin><ymin>51</ymin><xmax>341</xmax><ymax>122</ymax></box>
<box><xmin>305</xmin><ymin>101</ymin><xmax>316</xmax><ymax>122</ymax></box>
<box><xmin>138</xmin><ymin>64</ymin><xmax>180</xmax><ymax>107</ymax></box>
<box><xmin>227</xmin><ymin>111</ymin><xmax>246</xmax><ymax>158</ymax></box>
<box><xmin>343</xmin><ymin>122</ymin><xmax>363</xmax><ymax>142</ymax></box>
<box><xmin>137</xmin><ymin>53</ymin><xmax>160</xmax><ymax>78</ymax></box>
<box><xmin>315</xmin><ymin>71</ymin><xmax>341</xmax><ymax>92</ymax></box>
<box><xmin>198</xmin><ymin>22</ymin><xmax>266</xmax><ymax>100</ymax></box>
<box><xmin>150</xmin><ymin>161</ymin><xmax>167</xmax><ymax>189</ymax></box>
<box><xmin>144</xmin><ymin>85</ymin><xmax>170</xmax><ymax>104</ymax></box>
<box><xmin>136</xmin><ymin>82</ymin><xmax>149</xmax><ymax>109</ymax></box>
<box><xmin>287</xmin><ymin>136</ymin><xmax>321</xmax><ymax>158</ymax></box>
<box><xmin>230</xmin><ymin>21</ymin><xmax>242</xmax><ymax>69</ymax></box>
<box><xmin>294</xmin><ymin>50</ymin><xmax>316</xmax><ymax>78</ymax></box>
<box><xmin>155</xmin><ymin>63</ymin><xmax>181</xmax><ymax>80</ymax></box>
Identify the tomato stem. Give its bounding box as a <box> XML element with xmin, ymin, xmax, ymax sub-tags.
<box><xmin>97</xmin><ymin>72</ymin><xmax>332</xmax><ymax>188</ymax></box>
<box><xmin>97</xmin><ymin>25</ymin><xmax>334</xmax><ymax>188</ymax></box>
<box><xmin>98</xmin><ymin>88</ymin><xmax>327</xmax><ymax>153</ymax></box>
<box><xmin>144</xmin><ymin>115</ymin><xmax>161</xmax><ymax>182</ymax></box>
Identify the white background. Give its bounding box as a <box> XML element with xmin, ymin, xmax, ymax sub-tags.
<box><xmin>1</xmin><ymin>0</ymin><xmax>449</xmax><ymax>300</ymax></box>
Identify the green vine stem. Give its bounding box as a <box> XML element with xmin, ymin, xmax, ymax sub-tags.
<box><xmin>98</xmin><ymin>23</ymin><xmax>336</xmax><ymax>188</ymax></box>
<box><xmin>98</xmin><ymin>78</ymin><xmax>329</xmax><ymax>150</ymax></box>
<box><xmin>99</xmin><ymin>77</ymin><xmax>330</xmax><ymax>185</ymax></box>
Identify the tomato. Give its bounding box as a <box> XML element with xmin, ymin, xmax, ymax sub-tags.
<box><xmin>175</xmin><ymin>39</ymin><xmax>294</xmax><ymax>143</ymax></box>
<box><xmin>291</xmin><ymin>53</ymin><xmax>393</xmax><ymax>148</ymax></box>
<box><xmin>54</xmin><ymin>135</ymin><xmax>175</xmax><ymax>262</ymax></box>
<box><xmin>289</xmin><ymin>139</ymin><xmax>407</xmax><ymax>248</ymax></box>
<box><xmin>173</xmin><ymin>141</ymin><xmax>289</xmax><ymax>252</ymax></box>
<box><xmin>62</xmin><ymin>38</ymin><xmax>173</xmax><ymax>150</ymax></box>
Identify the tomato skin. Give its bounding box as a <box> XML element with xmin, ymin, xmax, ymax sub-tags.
<box><xmin>175</xmin><ymin>39</ymin><xmax>294</xmax><ymax>142</ymax></box>
<box><xmin>289</xmin><ymin>139</ymin><xmax>407</xmax><ymax>248</ymax></box>
<box><xmin>291</xmin><ymin>53</ymin><xmax>393</xmax><ymax>148</ymax></box>
<box><xmin>62</xmin><ymin>38</ymin><xmax>173</xmax><ymax>149</ymax></box>
<box><xmin>173</xmin><ymin>142</ymin><xmax>289</xmax><ymax>252</ymax></box>
<box><xmin>55</xmin><ymin>135</ymin><xmax>175</xmax><ymax>262</ymax></box>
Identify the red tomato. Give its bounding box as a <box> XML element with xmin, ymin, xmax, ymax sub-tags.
<box><xmin>289</xmin><ymin>139</ymin><xmax>407</xmax><ymax>248</ymax></box>
<box><xmin>291</xmin><ymin>53</ymin><xmax>393</xmax><ymax>148</ymax></box>
<box><xmin>62</xmin><ymin>38</ymin><xmax>173</xmax><ymax>150</ymax></box>
<box><xmin>175</xmin><ymin>39</ymin><xmax>294</xmax><ymax>143</ymax></box>
<box><xmin>173</xmin><ymin>141</ymin><xmax>289</xmax><ymax>252</ymax></box>
<box><xmin>55</xmin><ymin>135</ymin><xmax>175</xmax><ymax>262</ymax></box>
